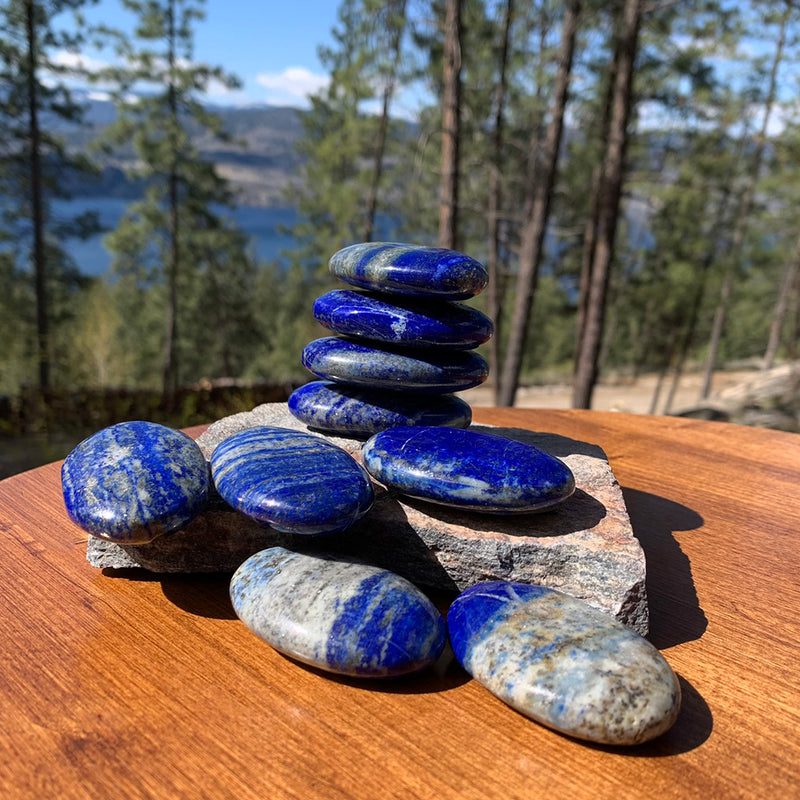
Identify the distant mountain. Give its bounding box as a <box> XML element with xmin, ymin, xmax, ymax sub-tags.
<box><xmin>58</xmin><ymin>94</ymin><xmax>306</xmax><ymax>207</ymax></box>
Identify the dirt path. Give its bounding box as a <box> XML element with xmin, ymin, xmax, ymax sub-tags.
<box><xmin>461</xmin><ymin>370</ymin><xmax>759</xmax><ymax>415</ymax></box>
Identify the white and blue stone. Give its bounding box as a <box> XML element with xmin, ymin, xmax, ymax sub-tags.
<box><xmin>362</xmin><ymin>426</ymin><xmax>575</xmax><ymax>512</ymax></box>
<box><xmin>230</xmin><ymin>547</ymin><xmax>447</xmax><ymax>677</ymax></box>
<box><xmin>210</xmin><ymin>426</ymin><xmax>373</xmax><ymax>535</ymax></box>
<box><xmin>288</xmin><ymin>381</ymin><xmax>472</xmax><ymax>437</ymax></box>
<box><xmin>447</xmin><ymin>582</ymin><xmax>681</xmax><ymax>745</ymax></box>
<box><xmin>330</xmin><ymin>242</ymin><xmax>489</xmax><ymax>300</ymax></box>
<box><xmin>302</xmin><ymin>337</ymin><xmax>489</xmax><ymax>393</ymax></box>
<box><xmin>61</xmin><ymin>421</ymin><xmax>208</xmax><ymax>544</ymax></box>
<box><xmin>313</xmin><ymin>289</ymin><xmax>493</xmax><ymax>350</ymax></box>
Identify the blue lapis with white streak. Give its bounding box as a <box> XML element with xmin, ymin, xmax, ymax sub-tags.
<box><xmin>61</xmin><ymin>420</ymin><xmax>208</xmax><ymax>544</ymax></box>
<box><xmin>302</xmin><ymin>337</ymin><xmax>488</xmax><ymax>394</ymax></box>
<box><xmin>289</xmin><ymin>381</ymin><xmax>472</xmax><ymax>437</ymax></box>
<box><xmin>329</xmin><ymin>242</ymin><xmax>488</xmax><ymax>300</ymax></box>
<box><xmin>313</xmin><ymin>289</ymin><xmax>493</xmax><ymax>350</ymax></box>
<box><xmin>362</xmin><ymin>426</ymin><xmax>575</xmax><ymax>512</ymax></box>
<box><xmin>230</xmin><ymin>547</ymin><xmax>447</xmax><ymax>677</ymax></box>
<box><xmin>447</xmin><ymin>581</ymin><xmax>681</xmax><ymax>745</ymax></box>
<box><xmin>210</xmin><ymin>426</ymin><xmax>373</xmax><ymax>535</ymax></box>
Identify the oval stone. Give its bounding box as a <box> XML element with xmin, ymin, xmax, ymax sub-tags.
<box><xmin>230</xmin><ymin>547</ymin><xmax>447</xmax><ymax>677</ymax></box>
<box><xmin>61</xmin><ymin>421</ymin><xmax>208</xmax><ymax>544</ymax></box>
<box><xmin>289</xmin><ymin>381</ymin><xmax>472</xmax><ymax>437</ymax></box>
<box><xmin>329</xmin><ymin>242</ymin><xmax>488</xmax><ymax>300</ymax></box>
<box><xmin>447</xmin><ymin>582</ymin><xmax>681</xmax><ymax>745</ymax></box>
<box><xmin>313</xmin><ymin>289</ymin><xmax>493</xmax><ymax>350</ymax></box>
<box><xmin>210</xmin><ymin>426</ymin><xmax>373</xmax><ymax>534</ymax></box>
<box><xmin>302</xmin><ymin>337</ymin><xmax>488</xmax><ymax>393</ymax></box>
<box><xmin>362</xmin><ymin>426</ymin><xmax>575</xmax><ymax>512</ymax></box>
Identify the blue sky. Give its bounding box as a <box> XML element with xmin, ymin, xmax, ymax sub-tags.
<box><xmin>60</xmin><ymin>0</ymin><xmax>344</xmax><ymax>108</ymax></box>
<box><xmin>55</xmin><ymin>0</ymin><xmax>797</xmax><ymax>131</ymax></box>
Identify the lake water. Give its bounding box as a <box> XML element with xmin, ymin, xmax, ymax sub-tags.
<box><xmin>51</xmin><ymin>198</ymin><xmax>302</xmax><ymax>276</ymax></box>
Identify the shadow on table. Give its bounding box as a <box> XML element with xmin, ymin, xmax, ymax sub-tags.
<box><xmin>621</xmin><ymin>487</ymin><xmax>707</xmax><ymax>649</ymax></box>
<box><xmin>158</xmin><ymin>572</ymin><xmax>239</xmax><ymax>619</ymax></box>
<box><xmin>100</xmin><ymin>567</ymin><xmax>239</xmax><ymax>619</ymax></box>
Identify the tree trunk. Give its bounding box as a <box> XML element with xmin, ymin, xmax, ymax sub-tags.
<box><xmin>363</xmin><ymin>88</ymin><xmax>391</xmax><ymax>244</ymax></box>
<box><xmin>25</xmin><ymin>0</ymin><xmax>49</xmax><ymax>393</ymax></box>
<box><xmin>496</xmin><ymin>0</ymin><xmax>581</xmax><ymax>407</ymax></box>
<box><xmin>649</xmin><ymin>337</ymin><xmax>676</xmax><ymax>415</ymax></box>
<box><xmin>363</xmin><ymin>0</ymin><xmax>406</xmax><ymax>243</ymax></box>
<box><xmin>572</xmin><ymin>0</ymin><xmax>642</xmax><ymax>409</ymax></box>
<box><xmin>574</xmin><ymin>46</ymin><xmax>619</xmax><ymax>367</ymax></box>
<box><xmin>486</xmin><ymin>0</ymin><xmax>513</xmax><ymax>396</ymax></box>
<box><xmin>763</xmin><ymin>232</ymin><xmax>800</xmax><ymax>370</ymax></box>
<box><xmin>699</xmin><ymin>2</ymin><xmax>788</xmax><ymax>400</ymax></box>
<box><xmin>438</xmin><ymin>0</ymin><xmax>461</xmax><ymax>249</ymax></box>
<box><xmin>163</xmin><ymin>0</ymin><xmax>180</xmax><ymax>397</ymax></box>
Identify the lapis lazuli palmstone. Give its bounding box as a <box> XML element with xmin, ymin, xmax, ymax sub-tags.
<box><xmin>210</xmin><ymin>426</ymin><xmax>373</xmax><ymax>534</ymax></box>
<box><xmin>230</xmin><ymin>547</ymin><xmax>447</xmax><ymax>677</ymax></box>
<box><xmin>313</xmin><ymin>289</ymin><xmax>493</xmax><ymax>350</ymax></box>
<box><xmin>447</xmin><ymin>581</ymin><xmax>681</xmax><ymax>745</ymax></box>
<box><xmin>289</xmin><ymin>381</ymin><xmax>472</xmax><ymax>437</ymax></box>
<box><xmin>302</xmin><ymin>337</ymin><xmax>488</xmax><ymax>393</ymax></box>
<box><xmin>362</xmin><ymin>426</ymin><xmax>575</xmax><ymax>512</ymax></box>
<box><xmin>330</xmin><ymin>242</ymin><xmax>488</xmax><ymax>300</ymax></box>
<box><xmin>61</xmin><ymin>421</ymin><xmax>208</xmax><ymax>544</ymax></box>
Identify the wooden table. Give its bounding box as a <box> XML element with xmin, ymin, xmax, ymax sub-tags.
<box><xmin>1</xmin><ymin>409</ymin><xmax>798</xmax><ymax>799</ymax></box>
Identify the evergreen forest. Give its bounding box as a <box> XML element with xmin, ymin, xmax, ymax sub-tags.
<box><xmin>2</xmin><ymin>0</ymin><xmax>800</xmax><ymax>468</ymax></box>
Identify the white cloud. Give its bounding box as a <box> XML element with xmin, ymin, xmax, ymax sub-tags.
<box><xmin>256</xmin><ymin>66</ymin><xmax>329</xmax><ymax>107</ymax></box>
<box><xmin>51</xmin><ymin>50</ymin><xmax>110</xmax><ymax>74</ymax></box>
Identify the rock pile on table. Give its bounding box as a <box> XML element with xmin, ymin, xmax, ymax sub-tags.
<box><xmin>288</xmin><ymin>242</ymin><xmax>492</xmax><ymax>437</ymax></box>
<box><xmin>62</xmin><ymin>242</ymin><xmax>679</xmax><ymax>746</ymax></box>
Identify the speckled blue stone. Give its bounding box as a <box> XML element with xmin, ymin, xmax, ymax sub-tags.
<box><xmin>61</xmin><ymin>421</ymin><xmax>208</xmax><ymax>544</ymax></box>
<box><xmin>313</xmin><ymin>289</ymin><xmax>493</xmax><ymax>350</ymax></box>
<box><xmin>447</xmin><ymin>582</ymin><xmax>681</xmax><ymax>745</ymax></box>
<box><xmin>288</xmin><ymin>381</ymin><xmax>472</xmax><ymax>437</ymax></box>
<box><xmin>302</xmin><ymin>337</ymin><xmax>488</xmax><ymax>393</ymax></box>
<box><xmin>330</xmin><ymin>242</ymin><xmax>488</xmax><ymax>300</ymax></box>
<box><xmin>210</xmin><ymin>426</ymin><xmax>373</xmax><ymax>534</ymax></box>
<box><xmin>362</xmin><ymin>426</ymin><xmax>575</xmax><ymax>512</ymax></box>
<box><xmin>230</xmin><ymin>547</ymin><xmax>447</xmax><ymax>677</ymax></box>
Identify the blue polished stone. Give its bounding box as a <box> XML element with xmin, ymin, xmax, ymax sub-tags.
<box><xmin>362</xmin><ymin>426</ymin><xmax>575</xmax><ymax>512</ymax></box>
<box><xmin>230</xmin><ymin>547</ymin><xmax>447</xmax><ymax>677</ymax></box>
<box><xmin>61</xmin><ymin>421</ymin><xmax>208</xmax><ymax>544</ymax></box>
<box><xmin>302</xmin><ymin>337</ymin><xmax>488</xmax><ymax>393</ymax></box>
<box><xmin>447</xmin><ymin>581</ymin><xmax>681</xmax><ymax>745</ymax></box>
<box><xmin>330</xmin><ymin>242</ymin><xmax>488</xmax><ymax>300</ymax></box>
<box><xmin>210</xmin><ymin>426</ymin><xmax>373</xmax><ymax>535</ymax></box>
<box><xmin>313</xmin><ymin>289</ymin><xmax>493</xmax><ymax>350</ymax></box>
<box><xmin>288</xmin><ymin>381</ymin><xmax>472</xmax><ymax>437</ymax></box>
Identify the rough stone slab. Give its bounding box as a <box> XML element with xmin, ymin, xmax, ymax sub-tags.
<box><xmin>87</xmin><ymin>402</ymin><xmax>648</xmax><ymax>634</ymax></box>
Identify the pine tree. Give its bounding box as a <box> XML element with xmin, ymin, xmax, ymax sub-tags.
<box><xmin>485</xmin><ymin>0</ymin><xmax>514</xmax><ymax>390</ymax></box>
<box><xmin>284</xmin><ymin>0</ymin><xmax>418</xmax><ymax>289</ymax></box>
<box><xmin>699</xmin><ymin>0</ymin><xmax>793</xmax><ymax>400</ymax></box>
<box><xmin>0</xmin><ymin>0</ymin><xmax>100</xmax><ymax>393</ymax></box>
<box><xmin>572</xmin><ymin>0</ymin><xmax>643</xmax><ymax>409</ymax></box>
<box><xmin>98</xmin><ymin>0</ymin><xmax>255</xmax><ymax>395</ymax></box>
<box><xmin>496</xmin><ymin>0</ymin><xmax>581</xmax><ymax>407</ymax></box>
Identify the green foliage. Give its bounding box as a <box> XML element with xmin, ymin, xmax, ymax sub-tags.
<box><xmin>0</xmin><ymin>0</ymin><xmax>102</xmax><ymax>391</ymax></box>
<box><xmin>4</xmin><ymin>0</ymin><xmax>800</xmax><ymax>424</ymax></box>
<box><xmin>96</xmin><ymin>0</ymin><xmax>259</xmax><ymax>392</ymax></box>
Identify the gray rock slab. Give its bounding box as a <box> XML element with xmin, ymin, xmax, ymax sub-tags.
<box><xmin>87</xmin><ymin>403</ymin><xmax>648</xmax><ymax>634</ymax></box>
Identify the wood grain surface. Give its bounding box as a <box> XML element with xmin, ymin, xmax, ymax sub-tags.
<box><xmin>1</xmin><ymin>409</ymin><xmax>798</xmax><ymax>800</ymax></box>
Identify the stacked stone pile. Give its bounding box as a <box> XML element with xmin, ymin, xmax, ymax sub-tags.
<box><xmin>288</xmin><ymin>242</ymin><xmax>493</xmax><ymax>437</ymax></box>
